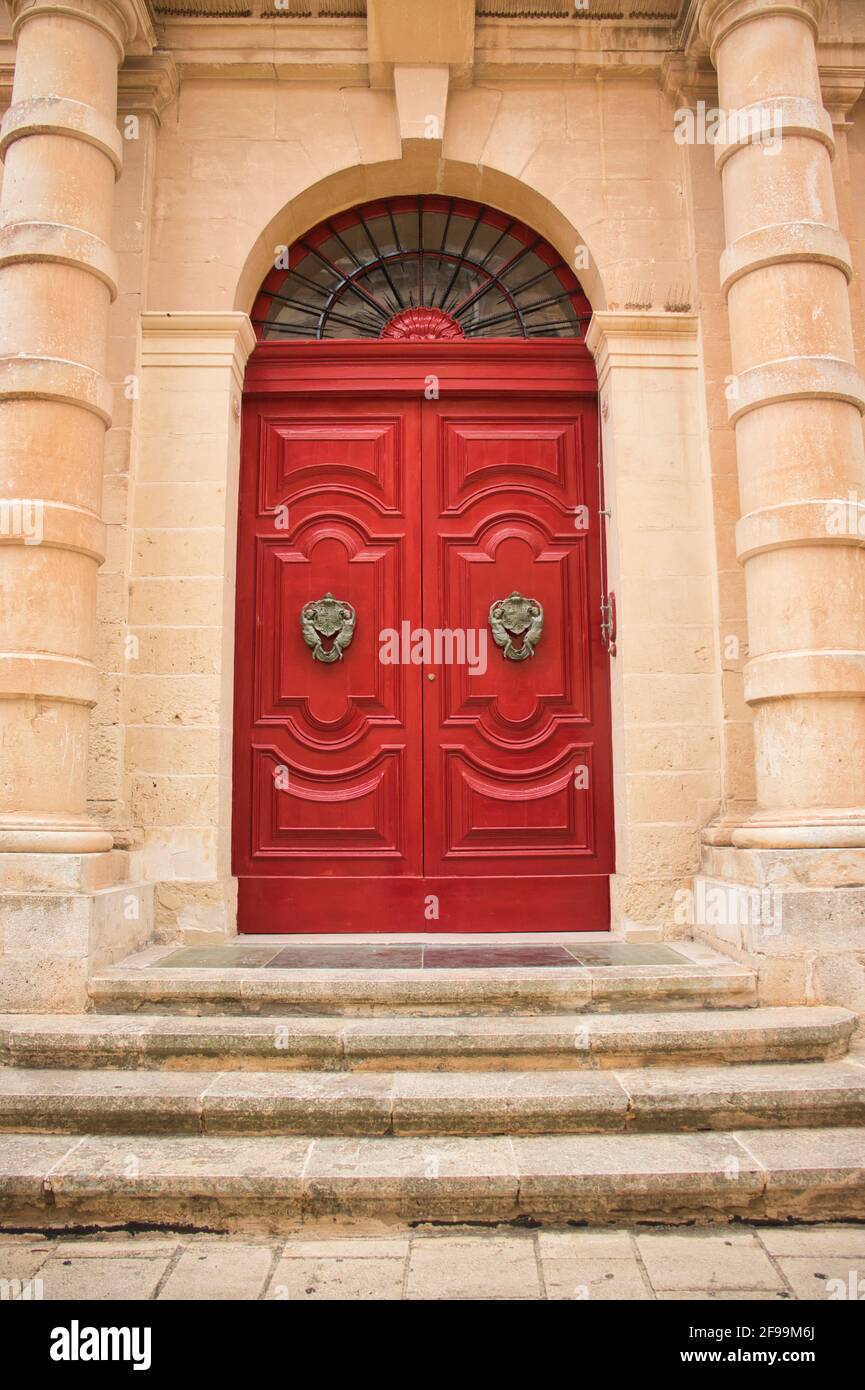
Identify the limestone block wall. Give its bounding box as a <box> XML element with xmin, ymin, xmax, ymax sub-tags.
<box><xmin>148</xmin><ymin>80</ymin><xmax>402</xmax><ymax>313</ymax></box>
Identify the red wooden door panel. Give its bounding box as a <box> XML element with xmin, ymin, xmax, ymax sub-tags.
<box><xmin>234</xmin><ymin>345</ymin><xmax>613</xmax><ymax>932</ymax></box>
<box><xmin>232</xmin><ymin>397</ymin><xmax>424</xmax><ymax>898</ymax></box>
<box><xmin>421</xmin><ymin>397</ymin><xmax>613</xmax><ymax>927</ymax></box>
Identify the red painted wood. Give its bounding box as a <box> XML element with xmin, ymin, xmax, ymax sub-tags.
<box><xmin>243</xmin><ymin>341</ymin><xmax>599</xmax><ymax>398</ymax></box>
<box><xmin>238</xmin><ymin>875</ymin><xmax>610</xmax><ymax>935</ymax></box>
<box><xmin>421</xmin><ymin>395</ymin><xmax>613</xmax><ymax>889</ymax></box>
<box><xmin>232</xmin><ymin>395</ymin><xmax>424</xmax><ymax>882</ymax></box>
<box><xmin>233</xmin><ymin>343</ymin><xmax>614</xmax><ymax>932</ymax></box>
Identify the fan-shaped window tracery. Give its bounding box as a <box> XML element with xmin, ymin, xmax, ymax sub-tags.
<box><xmin>252</xmin><ymin>196</ymin><xmax>591</xmax><ymax>341</ymax></box>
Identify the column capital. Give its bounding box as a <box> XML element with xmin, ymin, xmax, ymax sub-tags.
<box><xmin>7</xmin><ymin>0</ymin><xmax>156</xmax><ymax>59</ymax></box>
<box><xmin>694</xmin><ymin>0</ymin><xmax>827</xmax><ymax>64</ymax></box>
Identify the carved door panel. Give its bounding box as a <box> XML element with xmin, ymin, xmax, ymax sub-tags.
<box><xmin>232</xmin><ymin>396</ymin><xmax>424</xmax><ymax>918</ymax></box>
<box><xmin>420</xmin><ymin>398</ymin><xmax>613</xmax><ymax>928</ymax></box>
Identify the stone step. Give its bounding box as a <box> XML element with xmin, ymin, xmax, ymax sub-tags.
<box><xmin>1</xmin><ymin>1128</ymin><xmax>863</xmax><ymax>1228</ymax></box>
<box><xmin>0</xmin><ymin>1059</ymin><xmax>863</xmax><ymax>1136</ymax></box>
<box><xmin>87</xmin><ymin>961</ymin><xmax>758</xmax><ymax>1017</ymax></box>
<box><xmin>0</xmin><ymin>1007</ymin><xmax>855</xmax><ymax>1071</ymax></box>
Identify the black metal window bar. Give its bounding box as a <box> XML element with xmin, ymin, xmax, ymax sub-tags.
<box><xmin>252</xmin><ymin>195</ymin><xmax>591</xmax><ymax>341</ymax></box>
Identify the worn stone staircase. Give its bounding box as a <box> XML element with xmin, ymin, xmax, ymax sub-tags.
<box><xmin>0</xmin><ymin>942</ymin><xmax>863</xmax><ymax>1231</ymax></box>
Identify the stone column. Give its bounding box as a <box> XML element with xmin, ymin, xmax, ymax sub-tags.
<box><xmin>0</xmin><ymin>0</ymin><xmax>152</xmax><ymax>854</ymax></box>
<box><xmin>700</xmin><ymin>0</ymin><xmax>865</xmax><ymax>849</ymax></box>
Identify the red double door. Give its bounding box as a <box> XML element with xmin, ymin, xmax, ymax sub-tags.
<box><xmin>233</xmin><ymin>344</ymin><xmax>614</xmax><ymax>932</ymax></box>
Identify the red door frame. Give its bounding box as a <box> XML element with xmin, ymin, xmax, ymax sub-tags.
<box><xmin>233</xmin><ymin>340</ymin><xmax>615</xmax><ymax>931</ymax></box>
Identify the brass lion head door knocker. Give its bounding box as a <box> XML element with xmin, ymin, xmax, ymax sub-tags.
<box><xmin>489</xmin><ymin>591</ymin><xmax>544</xmax><ymax>662</ymax></box>
<box><xmin>301</xmin><ymin>593</ymin><xmax>356</xmax><ymax>664</ymax></box>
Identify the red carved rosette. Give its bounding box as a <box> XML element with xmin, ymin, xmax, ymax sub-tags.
<box><xmin>380</xmin><ymin>307</ymin><xmax>465</xmax><ymax>341</ymax></box>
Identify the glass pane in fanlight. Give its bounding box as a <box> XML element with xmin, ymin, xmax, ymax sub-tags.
<box><xmin>441</xmin><ymin>209</ymin><xmax>482</xmax><ymax>257</ymax></box>
<box><xmin>315</xmin><ymin>233</ymin><xmax>354</xmax><ymax>277</ymax></box>
<box><xmin>321</xmin><ymin>316</ymin><xmax>372</xmax><ymax>339</ymax></box>
<box><xmin>507</xmin><ymin>251</ymin><xmax>555</xmax><ymax>292</ymax></box>
<box><xmin>528</xmin><ymin>323</ymin><xmax>573</xmax><ymax>338</ymax></box>
<box><xmin>357</xmin><ymin>267</ymin><xmax>402</xmax><ymax>319</ymax></box>
<box><xmin>281</xmin><ymin>266</ymin><xmax>328</xmax><ymax>305</ymax></box>
<box><xmin>523</xmin><ymin>293</ymin><xmax>581</xmax><ymax>333</ymax></box>
<box><xmin>260</xmin><ymin>315</ymin><xmax>284</xmax><ymax>341</ymax></box>
<box><xmin>391</xmin><ymin>211</ymin><xmax>418</xmax><ymax>253</ymax></box>
<box><xmin>383</xmin><ymin>254</ymin><xmax>420</xmax><ymax>308</ymax></box>
<box><xmin>421</xmin><ymin>251</ymin><xmax>453</xmax><ymax>304</ymax></box>
<box><xmin>329</xmin><ymin>219</ymin><xmax>371</xmax><ymax>268</ymax></box>
<box><xmin>471</xmin><ymin>313</ymin><xmax>522</xmax><ymax>338</ymax></box>
<box><xmin>357</xmin><ymin>210</ymin><xmax>392</xmax><ymax>258</ymax></box>
<box><xmin>436</xmin><ymin>261</ymin><xmax>487</xmax><ymax>315</ymax></box>
<box><xmin>473</xmin><ymin>226</ymin><xmax>523</xmax><ymax>273</ymax></box>
<box><xmin>267</xmin><ymin>299</ymin><xmax>318</xmax><ymax>337</ymax></box>
<box><xmin>291</xmin><ymin>249</ymin><xmax>339</xmax><ymax>295</ymax></box>
<box><xmin>459</xmin><ymin>285</ymin><xmax>520</xmax><ymax>336</ymax></box>
<box><xmin>512</xmin><ymin>267</ymin><xmax>563</xmax><ymax>305</ymax></box>
<box><xmin>422</xmin><ymin>210</ymin><xmax>449</xmax><ymax>255</ymax></box>
<box><xmin>321</xmin><ymin>294</ymin><xmax>382</xmax><ymax>338</ymax></box>
<box><xmin>267</xmin><ymin>302</ymin><xmax>317</xmax><ymax>337</ymax></box>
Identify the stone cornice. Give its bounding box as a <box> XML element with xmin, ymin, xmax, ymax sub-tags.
<box><xmin>586</xmin><ymin>311</ymin><xmax>700</xmax><ymax>387</ymax></box>
<box><xmin>149</xmin><ymin>18</ymin><xmax>368</xmax><ymax>83</ymax></box>
<box><xmin>819</xmin><ymin>62</ymin><xmax>865</xmax><ymax>122</ymax></box>
<box><xmin>140</xmin><ymin>312</ymin><xmax>257</xmax><ymax>390</ymax></box>
<box><xmin>661</xmin><ymin>53</ymin><xmax>718</xmax><ymax>105</ymax></box>
<box><xmin>3</xmin><ymin>0</ymin><xmax>861</xmax><ymax>95</ymax></box>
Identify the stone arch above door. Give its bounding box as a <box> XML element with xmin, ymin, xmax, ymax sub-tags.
<box><xmin>231</xmin><ymin>155</ymin><xmax>608</xmax><ymax>319</ymax></box>
<box><xmin>251</xmin><ymin>194</ymin><xmax>592</xmax><ymax>342</ymax></box>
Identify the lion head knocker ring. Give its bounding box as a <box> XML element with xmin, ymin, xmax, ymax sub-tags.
<box><xmin>301</xmin><ymin>593</ymin><xmax>356</xmax><ymax>664</ymax></box>
<box><xmin>489</xmin><ymin>591</ymin><xmax>544</xmax><ymax>662</ymax></box>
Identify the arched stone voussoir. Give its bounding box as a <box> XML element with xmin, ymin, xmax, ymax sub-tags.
<box><xmin>232</xmin><ymin>154</ymin><xmax>609</xmax><ymax>319</ymax></box>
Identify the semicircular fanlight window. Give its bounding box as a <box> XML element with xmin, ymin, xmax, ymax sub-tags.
<box><xmin>252</xmin><ymin>196</ymin><xmax>591</xmax><ymax>341</ymax></box>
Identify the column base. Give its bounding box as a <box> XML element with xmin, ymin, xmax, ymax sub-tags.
<box><xmin>0</xmin><ymin>814</ymin><xmax>113</xmax><ymax>854</ymax></box>
<box><xmin>702</xmin><ymin>803</ymin><xmax>755</xmax><ymax>847</ymax></box>
<box><xmin>0</xmin><ymin>851</ymin><xmax>154</xmax><ymax>1011</ymax></box>
<box><xmin>692</xmin><ymin>844</ymin><xmax>865</xmax><ymax>1016</ymax></box>
<box><xmin>731</xmin><ymin>808</ymin><xmax>865</xmax><ymax>850</ymax></box>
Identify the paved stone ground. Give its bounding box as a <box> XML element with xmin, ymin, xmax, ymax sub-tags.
<box><xmin>1</xmin><ymin>1224</ymin><xmax>864</xmax><ymax>1300</ymax></box>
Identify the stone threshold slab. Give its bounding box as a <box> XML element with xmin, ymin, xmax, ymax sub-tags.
<box><xmin>86</xmin><ymin>962</ymin><xmax>758</xmax><ymax>1017</ymax></box>
<box><xmin>115</xmin><ymin>937</ymin><xmax>735</xmax><ymax>968</ymax></box>
<box><xmin>154</xmin><ymin>943</ymin><xmax>691</xmax><ymax>971</ymax></box>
